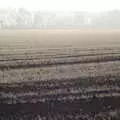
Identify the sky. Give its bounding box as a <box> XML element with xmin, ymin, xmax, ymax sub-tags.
<box><xmin>0</xmin><ymin>0</ymin><xmax>120</xmax><ymax>12</ymax></box>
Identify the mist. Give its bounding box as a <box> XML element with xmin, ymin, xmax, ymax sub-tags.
<box><xmin>0</xmin><ymin>8</ymin><xmax>120</xmax><ymax>29</ymax></box>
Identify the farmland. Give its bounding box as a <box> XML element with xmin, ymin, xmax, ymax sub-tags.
<box><xmin>0</xmin><ymin>29</ymin><xmax>120</xmax><ymax>120</ymax></box>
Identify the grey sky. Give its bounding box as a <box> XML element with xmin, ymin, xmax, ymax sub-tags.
<box><xmin>0</xmin><ymin>0</ymin><xmax>120</xmax><ymax>12</ymax></box>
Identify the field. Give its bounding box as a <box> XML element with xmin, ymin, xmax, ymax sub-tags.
<box><xmin>0</xmin><ymin>29</ymin><xmax>120</xmax><ymax>120</ymax></box>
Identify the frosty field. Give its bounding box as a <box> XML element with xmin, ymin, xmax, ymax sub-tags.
<box><xmin>0</xmin><ymin>29</ymin><xmax>120</xmax><ymax>120</ymax></box>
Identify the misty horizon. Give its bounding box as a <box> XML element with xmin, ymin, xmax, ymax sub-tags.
<box><xmin>0</xmin><ymin>8</ymin><xmax>120</xmax><ymax>29</ymax></box>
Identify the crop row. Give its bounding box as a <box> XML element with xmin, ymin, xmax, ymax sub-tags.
<box><xmin>0</xmin><ymin>61</ymin><xmax>119</xmax><ymax>83</ymax></box>
<box><xmin>0</xmin><ymin>47</ymin><xmax>119</xmax><ymax>57</ymax></box>
<box><xmin>0</xmin><ymin>54</ymin><xmax>119</xmax><ymax>70</ymax></box>
<box><xmin>0</xmin><ymin>74</ymin><xmax>120</xmax><ymax>92</ymax></box>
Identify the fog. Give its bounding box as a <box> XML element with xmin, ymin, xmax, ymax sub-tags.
<box><xmin>0</xmin><ymin>0</ymin><xmax>120</xmax><ymax>29</ymax></box>
<box><xmin>0</xmin><ymin>0</ymin><xmax>120</xmax><ymax>12</ymax></box>
<box><xmin>0</xmin><ymin>8</ymin><xmax>120</xmax><ymax>29</ymax></box>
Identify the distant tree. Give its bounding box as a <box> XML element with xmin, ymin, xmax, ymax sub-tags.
<box><xmin>0</xmin><ymin>20</ymin><xmax>4</xmax><ymax>29</ymax></box>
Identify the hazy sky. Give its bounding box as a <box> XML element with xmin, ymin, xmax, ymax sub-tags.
<box><xmin>0</xmin><ymin>0</ymin><xmax>120</xmax><ymax>12</ymax></box>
